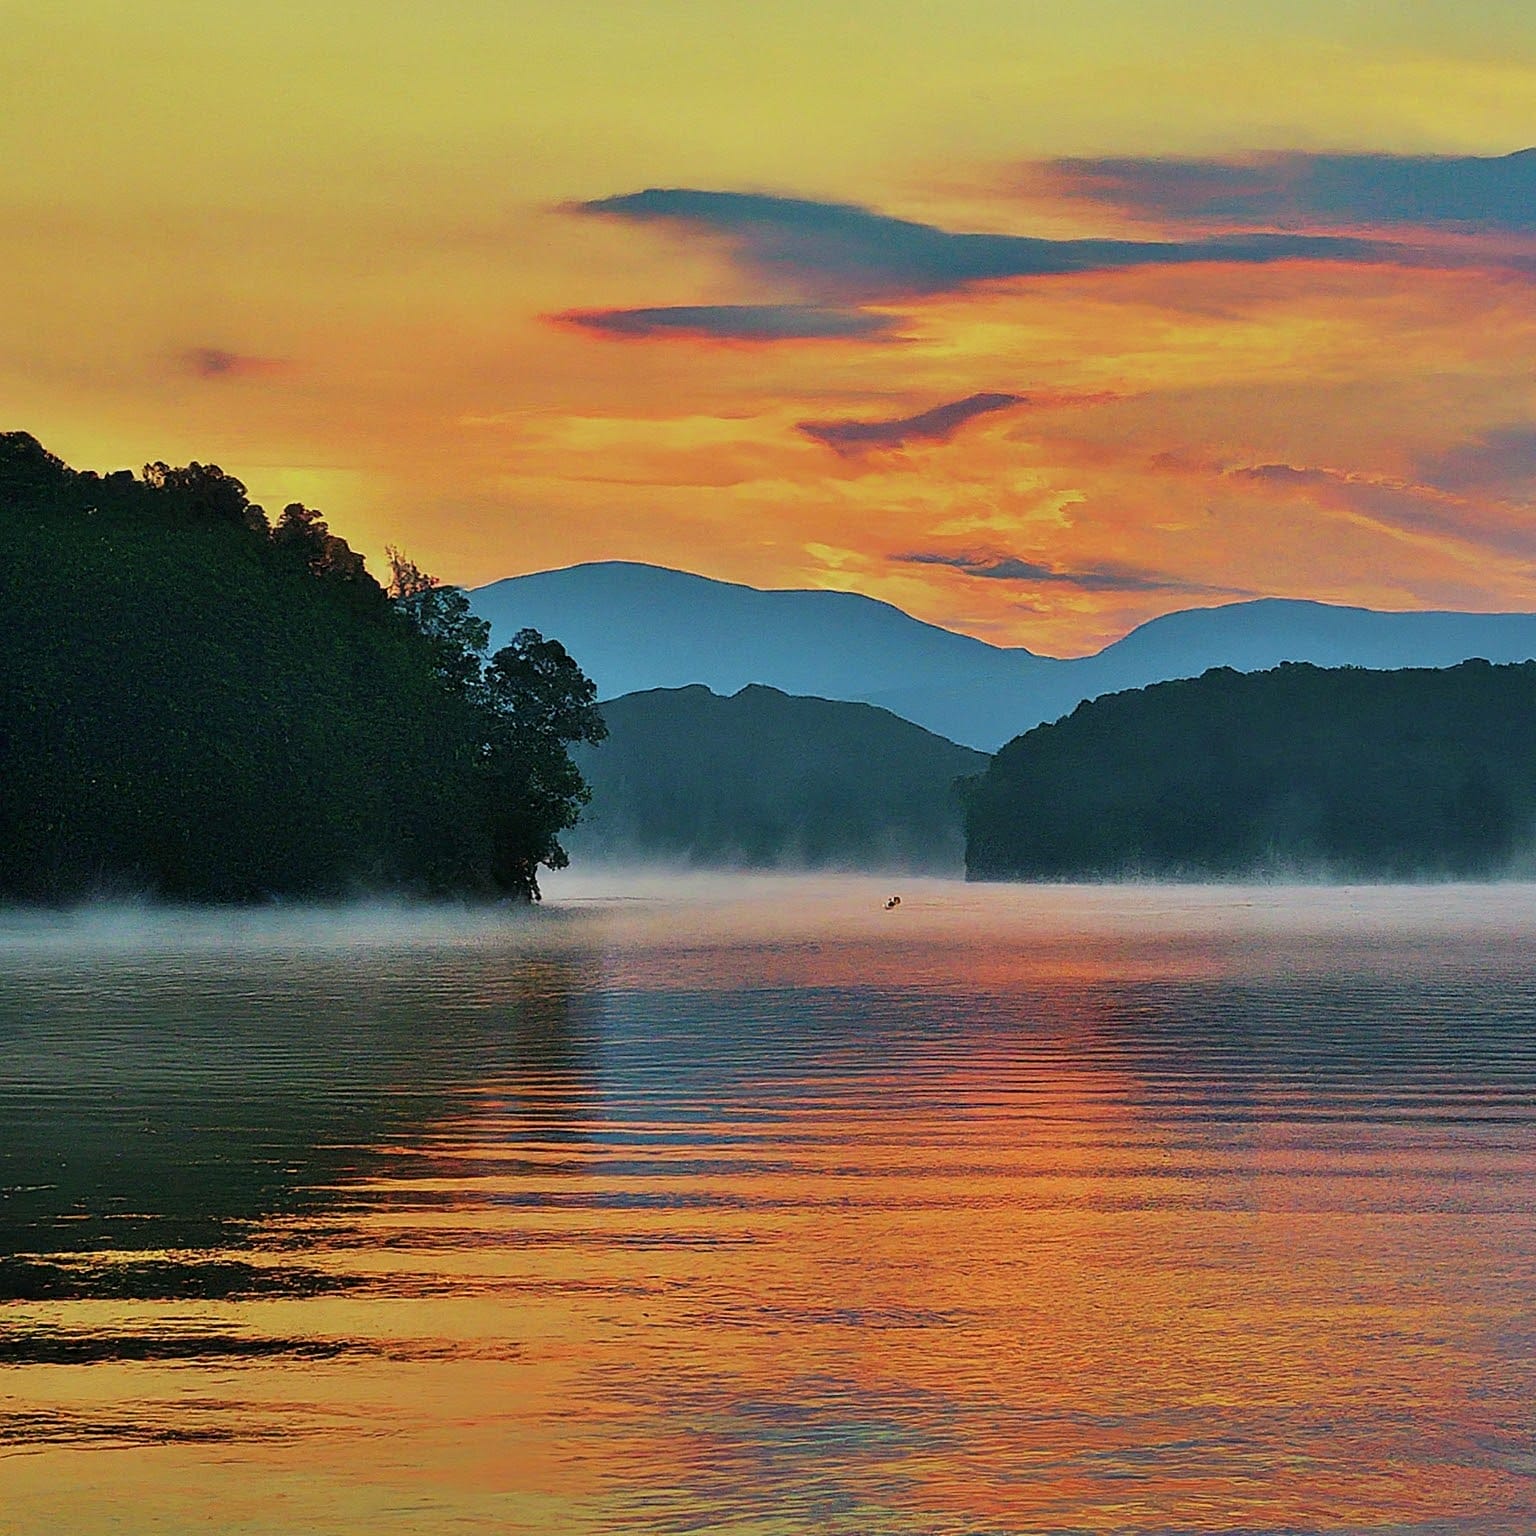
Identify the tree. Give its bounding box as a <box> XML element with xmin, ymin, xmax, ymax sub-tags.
<box><xmin>385</xmin><ymin>546</ymin><xmax>490</xmax><ymax>693</ymax></box>
<box><xmin>478</xmin><ymin>629</ymin><xmax>608</xmax><ymax>900</ymax></box>
<box><xmin>0</xmin><ymin>432</ymin><xmax>72</xmax><ymax>504</ymax></box>
<box><xmin>272</xmin><ymin>502</ymin><xmax>370</xmax><ymax>586</ymax></box>
<box><xmin>385</xmin><ymin>556</ymin><xmax>607</xmax><ymax>900</ymax></box>
<box><xmin>143</xmin><ymin>460</ymin><xmax>269</xmax><ymax>533</ymax></box>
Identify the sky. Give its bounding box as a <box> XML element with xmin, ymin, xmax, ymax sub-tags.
<box><xmin>4</xmin><ymin>0</ymin><xmax>1534</xmax><ymax>654</ymax></box>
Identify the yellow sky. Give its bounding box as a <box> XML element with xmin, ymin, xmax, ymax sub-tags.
<box><xmin>4</xmin><ymin>1</ymin><xmax>1534</xmax><ymax>652</ymax></box>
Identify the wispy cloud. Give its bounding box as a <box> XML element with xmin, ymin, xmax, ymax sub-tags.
<box><xmin>896</xmin><ymin>548</ymin><xmax>1240</xmax><ymax>595</ymax></box>
<box><xmin>1039</xmin><ymin>148</ymin><xmax>1536</xmax><ymax>233</ymax></box>
<box><xmin>574</xmin><ymin>188</ymin><xmax>1410</xmax><ymax>303</ymax></box>
<box><xmin>798</xmin><ymin>392</ymin><xmax>1024</xmax><ymax>453</ymax></box>
<box><xmin>1226</xmin><ymin>461</ymin><xmax>1536</xmax><ymax>559</ymax></box>
<box><xmin>1416</xmin><ymin>425</ymin><xmax>1536</xmax><ymax>494</ymax></box>
<box><xmin>182</xmin><ymin>347</ymin><xmax>286</xmax><ymax>379</ymax></box>
<box><xmin>550</xmin><ymin>303</ymin><xmax>901</xmax><ymax>342</ymax></box>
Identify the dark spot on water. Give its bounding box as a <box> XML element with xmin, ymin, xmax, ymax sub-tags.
<box><xmin>0</xmin><ymin>1255</ymin><xmax>361</xmax><ymax>1302</ymax></box>
<box><xmin>0</xmin><ymin>1330</ymin><xmax>366</xmax><ymax>1365</ymax></box>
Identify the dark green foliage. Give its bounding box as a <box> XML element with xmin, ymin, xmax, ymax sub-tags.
<box><xmin>569</xmin><ymin>683</ymin><xmax>987</xmax><ymax>871</ymax></box>
<box><xmin>478</xmin><ymin>631</ymin><xmax>607</xmax><ymax>900</ymax></box>
<box><xmin>0</xmin><ymin>432</ymin><xmax>599</xmax><ymax>902</ymax></box>
<box><xmin>385</xmin><ymin>547</ymin><xmax>491</xmax><ymax>694</ymax></box>
<box><xmin>964</xmin><ymin>660</ymin><xmax>1536</xmax><ymax>881</ymax></box>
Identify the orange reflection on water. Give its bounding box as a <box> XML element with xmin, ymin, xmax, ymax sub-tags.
<box><xmin>6</xmin><ymin>880</ymin><xmax>1536</xmax><ymax>1533</ymax></box>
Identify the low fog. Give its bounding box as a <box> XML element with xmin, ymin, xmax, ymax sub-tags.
<box><xmin>7</xmin><ymin>871</ymin><xmax>1536</xmax><ymax>969</ymax></box>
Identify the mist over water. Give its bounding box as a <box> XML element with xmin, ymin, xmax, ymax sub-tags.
<box><xmin>6</xmin><ymin>876</ymin><xmax>1536</xmax><ymax>1533</ymax></box>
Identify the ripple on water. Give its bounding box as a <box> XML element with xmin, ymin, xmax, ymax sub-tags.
<box><xmin>4</xmin><ymin>879</ymin><xmax>1536</xmax><ymax>1533</ymax></box>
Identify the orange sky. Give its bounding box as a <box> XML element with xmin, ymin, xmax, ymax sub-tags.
<box><xmin>4</xmin><ymin>1</ymin><xmax>1533</xmax><ymax>653</ymax></box>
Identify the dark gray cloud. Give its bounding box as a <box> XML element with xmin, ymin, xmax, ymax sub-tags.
<box><xmin>1416</xmin><ymin>425</ymin><xmax>1536</xmax><ymax>494</ymax></box>
<box><xmin>798</xmin><ymin>392</ymin><xmax>1024</xmax><ymax>452</ymax></box>
<box><xmin>896</xmin><ymin>549</ymin><xmax>1236</xmax><ymax>595</ymax></box>
<box><xmin>576</xmin><ymin>189</ymin><xmax>1406</xmax><ymax>301</ymax></box>
<box><xmin>552</xmin><ymin>303</ymin><xmax>900</xmax><ymax>341</ymax></box>
<box><xmin>1043</xmin><ymin>148</ymin><xmax>1536</xmax><ymax>233</ymax></box>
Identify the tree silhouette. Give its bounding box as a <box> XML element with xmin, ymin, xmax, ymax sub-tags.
<box><xmin>479</xmin><ymin>630</ymin><xmax>608</xmax><ymax>899</ymax></box>
<box><xmin>385</xmin><ymin>547</ymin><xmax>491</xmax><ymax>693</ymax></box>
<box><xmin>143</xmin><ymin>460</ymin><xmax>269</xmax><ymax>533</ymax></box>
<box><xmin>272</xmin><ymin>502</ymin><xmax>370</xmax><ymax>587</ymax></box>
<box><xmin>384</xmin><ymin>557</ymin><xmax>608</xmax><ymax>900</ymax></box>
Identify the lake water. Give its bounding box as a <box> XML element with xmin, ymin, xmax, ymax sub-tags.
<box><xmin>5</xmin><ymin>876</ymin><xmax>1536</xmax><ymax>1534</ymax></box>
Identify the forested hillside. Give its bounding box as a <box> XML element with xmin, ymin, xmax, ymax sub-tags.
<box><xmin>0</xmin><ymin>433</ymin><xmax>602</xmax><ymax>901</ymax></box>
<box><xmin>965</xmin><ymin>661</ymin><xmax>1536</xmax><ymax>881</ymax></box>
<box><xmin>570</xmin><ymin>684</ymin><xmax>986</xmax><ymax>871</ymax></box>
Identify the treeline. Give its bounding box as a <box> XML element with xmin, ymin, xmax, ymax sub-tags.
<box><xmin>0</xmin><ymin>432</ymin><xmax>603</xmax><ymax>902</ymax></box>
<box><xmin>965</xmin><ymin>660</ymin><xmax>1536</xmax><ymax>881</ymax></box>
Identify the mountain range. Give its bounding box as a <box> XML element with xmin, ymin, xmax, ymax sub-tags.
<box><xmin>472</xmin><ymin>562</ymin><xmax>1536</xmax><ymax>752</ymax></box>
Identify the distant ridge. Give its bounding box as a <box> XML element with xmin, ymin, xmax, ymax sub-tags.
<box><xmin>472</xmin><ymin>562</ymin><xmax>1536</xmax><ymax>751</ymax></box>
<box><xmin>569</xmin><ymin>683</ymin><xmax>987</xmax><ymax>872</ymax></box>
<box><xmin>472</xmin><ymin>560</ymin><xmax>1031</xmax><ymax>706</ymax></box>
<box><xmin>967</xmin><ymin>660</ymin><xmax>1536</xmax><ymax>881</ymax></box>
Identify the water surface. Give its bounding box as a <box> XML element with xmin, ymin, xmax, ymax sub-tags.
<box><xmin>4</xmin><ymin>877</ymin><xmax>1536</xmax><ymax>1533</ymax></box>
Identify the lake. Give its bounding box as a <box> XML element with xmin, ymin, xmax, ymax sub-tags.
<box><xmin>4</xmin><ymin>876</ymin><xmax>1536</xmax><ymax>1533</ymax></box>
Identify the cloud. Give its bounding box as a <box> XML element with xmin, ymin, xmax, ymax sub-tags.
<box><xmin>550</xmin><ymin>303</ymin><xmax>900</xmax><ymax>341</ymax></box>
<box><xmin>896</xmin><ymin>548</ymin><xmax>1238</xmax><ymax>595</ymax></box>
<box><xmin>574</xmin><ymin>188</ymin><xmax>1408</xmax><ymax>302</ymax></box>
<box><xmin>1040</xmin><ymin>148</ymin><xmax>1536</xmax><ymax>233</ymax></box>
<box><xmin>797</xmin><ymin>392</ymin><xmax>1024</xmax><ymax>453</ymax></box>
<box><xmin>1416</xmin><ymin>425</ymin><xmax>1536</xmax><ymax>494</ymax></box>
<box><xmin>1226</xmin><ymin>461</ymin><xmax>1536</xmax><ymax>559</ymax></box>
<box><xmin>182</xmin><ymin>347</ymin><xmax>285</xmax><ymax>379</ymax></box>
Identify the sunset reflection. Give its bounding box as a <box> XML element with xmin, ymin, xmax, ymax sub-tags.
<box><xmin>6</xmin><ymin>883</ymin><xmax>1536</xmax><ymax>1532</ymax></box>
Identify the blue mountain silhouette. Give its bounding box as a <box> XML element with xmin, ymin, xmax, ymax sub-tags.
<box><xmin>471</xmin><ymin>562</ymin><xmax>1536</xmax><ymax>751</ymax></box>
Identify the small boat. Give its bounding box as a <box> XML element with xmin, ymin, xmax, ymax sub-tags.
<box><xmin>884</xmin><ymin>895</ymin><xmax>901</xmax><ymax>910</ymax></box>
